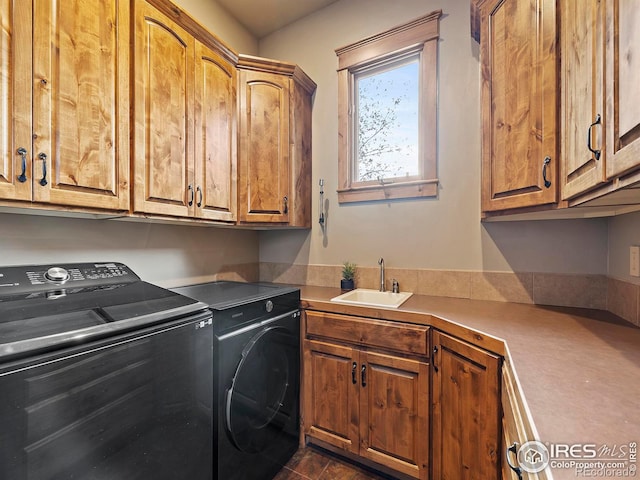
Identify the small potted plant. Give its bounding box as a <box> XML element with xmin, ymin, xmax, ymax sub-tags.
<box><xmin>341</xmin><ymin>261</ymin><xmax>357</xmax><ymax>291</ymax></box>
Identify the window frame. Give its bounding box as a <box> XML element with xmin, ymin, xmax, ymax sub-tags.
<box><xmin>336</xmin><ymin>11</ymin><xmax>441</xmax><ymax>203</ymax></box>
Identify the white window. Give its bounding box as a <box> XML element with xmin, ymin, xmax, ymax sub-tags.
<box><xmin>336</xmin><ymin>11</ymin><xmax>441</xmax><ymax>203</ymax></box>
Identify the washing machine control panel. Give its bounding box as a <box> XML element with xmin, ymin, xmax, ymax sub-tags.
<box><xmin>0</xmin><ymin>262</ymin><xmax>138</xmax><ymax>295</ymax></box>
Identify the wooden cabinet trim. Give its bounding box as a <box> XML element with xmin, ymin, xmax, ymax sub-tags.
<box><xmin>143</xmin><ymin>0</ymin><xmax>238</xmax><ymax>66</ymax></box>
<box><xmin>305</xmin><ymin>310</ymin><xmax>430</xmax><ymax>356</ymax></box>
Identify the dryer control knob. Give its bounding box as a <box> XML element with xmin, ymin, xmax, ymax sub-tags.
<box><xmin>45</xmin><ymin>267</ymin><xmax>70</xmax><ymax>283</ymax></box>
<box><xmin>265</xmin><ymin>300</ymin><xmax>274</xmax><ymax>313</ymax></box>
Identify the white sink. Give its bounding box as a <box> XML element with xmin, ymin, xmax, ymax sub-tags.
<box><xmin>330</xmin><ymin>288</ymin><xmax>413</xmax><ymax>309</ymax></box>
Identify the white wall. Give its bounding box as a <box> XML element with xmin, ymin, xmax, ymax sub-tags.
<box><xmin>0</xmin><ymin>213</ymin><xmax>258</xmax><ymax>287</ymax></box>
<box><xmin>257</xmin><ymin>0</ymin><xmax>609</xmax><ymax>274</ymax></box>
<box><xmin>173</xmin><ymin>0</ymin><xmax>258</xmax><ymax>54</ymax></box>
<box><xmin>608</xmin><ymin>211</ymin><xmax>640</xmax><ymax>284</ymax></box>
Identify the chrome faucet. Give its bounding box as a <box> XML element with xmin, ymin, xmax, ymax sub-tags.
<box><xmin>378</xmin><ymin>258</ymin><xmax>385</xmax><ymax>292</ymax></box>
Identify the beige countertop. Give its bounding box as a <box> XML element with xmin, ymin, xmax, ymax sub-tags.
<box><xmin>300</xmin><ymin>286</ymin><xmax>640</xmax><ymax>480</ymax></box>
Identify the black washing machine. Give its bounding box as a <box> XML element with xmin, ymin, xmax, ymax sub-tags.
<box><xmin>0</xmin><ymin>263</ymin><xmax>214</xmax><ymax>480</ymax></box>
<box><xmin>171</xmin><ymin>281</ymin><xmax>300</xmax><ymax>480</ymax></box>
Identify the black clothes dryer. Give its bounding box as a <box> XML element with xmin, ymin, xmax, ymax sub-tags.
<box><xmin>171</xmin><ymin>281</ymin><xmax>300</xmax><ymax>480</ymax></box>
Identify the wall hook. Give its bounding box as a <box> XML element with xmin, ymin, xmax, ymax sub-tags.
<box><xmin>318</xmin><ymin>179</ymin><xmax>325</xmax><ymax>225</ymax></box>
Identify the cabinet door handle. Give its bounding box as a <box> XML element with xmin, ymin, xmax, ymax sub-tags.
<box><xmin>432</xmin><ymin>345</ymin><xmax>438</xmax><ymax>372</ymax></box>
<box><xmin>283</xmin><ymin>196</ymin><xmax>289</xmax><ymax>214</ymax></box>
<box><xmin>16</xmin><ymin>148</ymin><xmax>27</xmax><ymax>183</ymax></box>
<box><xmin>587</xmin><ymin>114</ymin><xmax>602</xmax><ymax>160</ymax></box>
<box><xmin>38</xmin><ymin>152</ymin><xmax>47</xmax><ymax>186</ymax></box>
<box><xmin>361</xmin><ymin>364</ymin><xmax>366</xmax><ymax>387</ymax></box>
<box><xmin>506</xmin><ymin>442</ymin><xmax>523</xmax><ymax>480</ymax></box>
<box><xmin>542</xmin><ymin>156</ymin><xmax>551</xmax><ymax>188</ymax></box>
<box><xmin>352</xmin><ymin>362</ymin><xmax>357</xmax><ymax>384</ymax></box>
<box><xmin>196</xmin><ymin>186</ymin><xmax>203</xmax><ymax>208</ymax></box>
<box><xmin>188</xmin><ymin>185</ymin><xmax>194</xmax><ymax>206</ymax></box>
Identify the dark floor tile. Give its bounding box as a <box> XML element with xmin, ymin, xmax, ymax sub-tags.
<box><xmin>351</xmin><ymin>470</ymin><xmax>387</xmax><ymax>480</ymax></box>
<box><xmin>285</xmin><ymin>449</ymin><xmax>331</xmax><ymax>479</ymax></box>
<box><xmin>318</xmin><ymin>460</ymin><xmax>359</xmax><ymax>480</ymax></box>
<box><xmin>319</xmin><ymin>458</ymin><xmax>392</xmax><ymax>480</ymax></box>
<box><xmin>273</xmin><ymin>467</ymin><xmax>311</xmax><ymax>480</ymax></box>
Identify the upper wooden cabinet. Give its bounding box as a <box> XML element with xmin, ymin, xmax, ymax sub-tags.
<box><xmin>605</xmin><ymin>2</ymin><xmax>640</xmax><ymax>180</ymax></box>
<box><xmin>0</xmin><ymin>1</ymin><xmax>32</xmax><ymax>203</ymax></box>
<box><xmin>132</xmin><ymin>0</ymin><xmax>237</xmax><ymax>222</ymax></box>
<box><xmin>1</xmin><ymin>0</ymin><xmax>313</xmax><ymax>225</ymax></box>
<box><xmin>562</xmin><ymin>0</ymin><xmax>640</xmax><ymax>200</ymax></box>
<box><xmin>478</xmin><ymin>0</ymin><xmax>640</xmax><ymax>217</ymax></box>
<box><xmin>194</xmin><ymin>43</ymin><xmax>237</xmax><ymax>222</ymax></box>
<box><xmin>480</xmin><ymin>0</ymin><xmax>557</xmax><ymax>213</ymax></box>
<box><xmin>561</xmin><ymin>0</ymin><xmax>607</xmax><ymax>199</ymax></box>
<box><xmin>237</xmin><ymin>68</ymin><xmax>290</xmax><ymax>223</ymax></box>
<box><xmin>431</xmin><ymin>330</ymin><xmax>501</xmax><ymax>479</ymax></box>
<box><xmin>132</xmin><ymin>0</ymin><xmax>193</xmax><ymax>218</ymax></box>
<box><xmin>0</xmin><ymin>0</ymin><xmax>130</xmax><ymax>211</ymax></box>
<box><xmin>237</xmin><ymin>55</ymin><xmax>316</xmax><ymax>226</ymax></box>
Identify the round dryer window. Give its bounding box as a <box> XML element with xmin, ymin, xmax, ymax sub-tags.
<box><xmin>225</xmin><ymin>325</ymin><xmax>296</xmax><ymax>453</ymax></box>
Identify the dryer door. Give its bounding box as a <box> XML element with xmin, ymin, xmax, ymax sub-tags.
<box><xmin>225</xmin><ymin>323</ymin><xmax>298</xmax><ymax>453</ymax></box>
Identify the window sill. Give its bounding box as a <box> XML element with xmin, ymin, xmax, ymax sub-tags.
<box><xmin>337</xmin><ymin>179</ymin><xmax>438</xmax><ymax>203</ymax></box>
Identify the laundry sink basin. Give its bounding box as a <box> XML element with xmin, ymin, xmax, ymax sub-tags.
<box><xmin>330</xmin><ymin>289</ymin><xmax>413</xmax><ymax>309</ymax></box>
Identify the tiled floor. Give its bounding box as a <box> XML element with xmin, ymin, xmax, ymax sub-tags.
<box><xmin>275</xmin><ymin>447</ymin><xmax>394</xmax><ymax>480</ymax></box>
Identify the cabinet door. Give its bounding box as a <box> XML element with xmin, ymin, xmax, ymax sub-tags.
<box><xmin>359</xmin><ymin>351</ymin><xmax>429</xmax><ymax>480</ymax></box>
<box><xmin>561</xmin><ymin>0</ymin><xmax>607</xmax><ymax>199</ymax></box>
<box><xmin>238</xmin><ymin>70</ymin><xmax>290</xmax><ymax>223</ymax></box>
<box><xmin>302</xmin><ymin>339</ymin><xmax>359</xmax><ymax>456</ymax></box>
<box><xmin>133</xmin><ymin>0</ymin><xmax>194</xmax><ymax>217</ymax></box>
<box><xmin>605</xmin><ymin>1</ymin><xmax>640</xmax><ymax>179</ymax></box>
<box><xmin>32</xmin><ymin>0</ymin><xmax>129</xmax><ymax>210</ymax></box>
<box><xmin>480</xmin><ymin>0</ymin><xmax>557</xmax><ymax>212</ymax></box>
<box><xmin>0</xmin><ymin>0</ymin><xmax>32</xmax><ymax>202</ymax></box>
<box><xmin>432</xmin><ymin>331</ymin><xmax>501</xmax><ymax>480</ymax></box>
<box><xmin>194</xmin><ymin>42</ymin><xmax>237</xmax><ymax>222</ymax></box>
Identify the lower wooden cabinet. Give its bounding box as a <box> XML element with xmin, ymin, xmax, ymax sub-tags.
<box><xmin>501</xmin><ymin>359</ymin><xmax>551</xmax><ymax>480</ymax></box>
<box><xmin>302</xmin><ymin>311</ymin><xmax>503</xmax><ymax>480</ymax></box>
<box><xmin>302</xmin><ymin>311</ymin><xmax>430</xmax><ymax>480</ymax></box>
<box><xmin>431</xmin><ymin>330</ymin><xmax>501</xmax><ymax>479</ymax></box>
